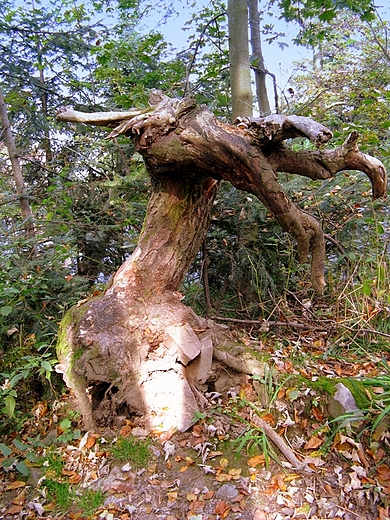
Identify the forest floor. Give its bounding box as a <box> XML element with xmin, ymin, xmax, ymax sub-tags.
<box><xmin>1</xmin><ymin>329</ymin><xmax>390</xmax><ymax>520</ymax></box>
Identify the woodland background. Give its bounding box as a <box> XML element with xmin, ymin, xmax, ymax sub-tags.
<box><xmin>1</xmin><ymin>0</ymin><xmax>390</xmax><ymax>518</ymax></box>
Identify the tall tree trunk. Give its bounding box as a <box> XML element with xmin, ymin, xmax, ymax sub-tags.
<box><xmin>248</xmin><ymin>0</ymin><xmax>271</xmax><ymax>115</ymax></box>
<box><xmin>0</xmin><ymin>88</ymin><xmax>37</xmax><ymax>254</ymax></box>
<box><xmin>228</xmin><ymin>0</ymin><xmax>253</xmax><ymax>118</ymax></box>
<box><xmin>37</xmin><ymin>44</ymin><xmax>53</xmax><ymax>164</ymax></box>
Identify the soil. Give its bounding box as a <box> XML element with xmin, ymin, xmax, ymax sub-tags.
<box><xmin>1</xmin><ymin>371</ymin><xmax>389</xmax><ymax>520</ymax></box>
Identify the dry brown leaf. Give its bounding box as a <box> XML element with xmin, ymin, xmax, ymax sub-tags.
<box><xmin>5</xmin><ymin>505</ymin><xmax>23</xmax><ymax>515</ymax></box>
<box><xmin>253</xmin><ymin>509</ymin><xmax>268</xmax><ymax>520</ymax></box>
<box><xmin>191</xmin><ymin>500</ymin><xmax>206</xmax><ymax>513</ymax></box>
<box><xmin>260</xmin><ymin>413</ymin><xmax>275</xmax><ymax>425</ymax></box>
<box><xmin>214</xmin><ymin>500</ymin><xmax>231</xmax><ymax>517</ymax></box>
<box><xmin>68</xmin><ymin>473</ymin><xmax>82</xmax><ymax>484</ymax></box>
<box><xmin>312</xmin><ymin>406</ymin><xmax>324</xmax><ymax>421</ymax></box>
<box><xmin>215</xmin><ymin>473</ymin><xmax>233</xmax><ymax>482</ymax></box>
<box><xmin>248</xmin><ymin>454</ymin><xmax>265</xmax><ymax>468</ymax></box>
<box><xmin>158</xmin><ymin>426</ymin><xmax>176</xmax><ymax>442</ymax></box>
<box><xmin>192</xmin><ymin>424</ymin><xmax>203</xmax><ymax>437</ymax></box>
<box><xmin>228</xmin><ymin>468</ymin><xmax>242</xmax><ymax>479</ymax></box>
<box><xmin>12</xmin><ymin>492</ymin><xmax>25</xmax><ymax>505</ymax></box>
<box><xmin>6</xmin><ymin>481</ymin><xmax>26</xmax><ymax>490</ymax></box>
<box><xmin>111</xmin><ymin>483</ymin><xmax>134</xmax><ymax>493</ymax></box>
<box><xmin>119</xmin><ymin>425</ymin><xmax>132</xmax><ymax>437</ymax></box>
<box><xmin>219</xmin><ymin>457</ymin><xmax>229</xmax><ymax>469</ymax></box>
<box><xmin>207</xmin><ymin>450</ymin><xmax>223</xmax><ymax>459</ymax></box>
<box><xmin>377</xmin><ymin>464</ymin><xmax>390</xmax><ymax>486</ymax></box>
<box><xmin>304</xmin><ymin>436</ymin><xmax>323</xmax><ymax>450</ymax></box>
<box><xmin>167</xmin><ymin>491</ymin><xmax>177</xmax><ymax>502</ymax></box>
<box><xmin>62</xmin><ymin>468</ymin><xmax>77</xmax><ymax>476</ymax></box>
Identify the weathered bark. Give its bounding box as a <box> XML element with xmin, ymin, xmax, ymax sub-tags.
<box><xmin>56</xmin><ymin>92</ymin><xmax>387</xmax><ymax>432</ymax></box>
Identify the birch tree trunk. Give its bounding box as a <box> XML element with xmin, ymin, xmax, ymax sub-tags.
<box><xmin>228</xmin><ymin>0</ymin><xmax>253</xmax><ymax>118</ymax></box>
<box><xmin>0</xmin><ymin>88</ymin><xmax>37</xmax><ymax>254</ymax></box>
<box><xmin>248</xmin><ymin>0</ymin><xmax>271</xmax><ymax>114</ymax></box>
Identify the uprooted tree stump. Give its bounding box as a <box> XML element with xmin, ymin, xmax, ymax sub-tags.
<box><xmin>56</xmin><ymin>91</ymin><xmax>387</xmax><ymax>433</ymax></box>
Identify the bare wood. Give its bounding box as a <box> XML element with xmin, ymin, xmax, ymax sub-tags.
<box><xmin>251</xmin><ymin>414</ymin><xmax>313</xmax><ymax>474</ymax></box>
<box><xmin>234</xmin><ymin>114</ymin><xmax>333</xmax><ymax>146</ymax></box>
<box><xmin>272</xmin><ymin>131</ymin><xmax>387</xmax><ymax>199</ymax></box>
<box><xmin>213</xmin><ymin>316</ymin><xmax>328</xmax><ymax>331</ymax></box>
<box><xmin>56</xmin><ymin>106</ymin><xmax>146</xmax><ymax>126</ymax></box>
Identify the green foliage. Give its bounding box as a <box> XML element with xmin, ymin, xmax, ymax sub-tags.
<box><xmin>76</xmin><ymin>487</ymin><xmax>107</xmax><ymax>516</ymax></box>
<box><xmin>184</xmin><ymin>182</ymin><xmax>297</xmax><ymax>317</ymax></box>
<box><xmin>0</xmin><ymin>349</ymin><xmax>56</xmax><ymax>420</ymax></box>
<box><xmin>44</xmin><ymin>480</ymin><xmax>74</xmax><ymax>511</ymax></box>
<box><xmin>287</xmin><ymin>13</ymin><xmax>390</xmax><ymax>159</ymax></box>
<box><xmin>183</xmin><ymin>1</ymin><xmax>231</xmax><ymax>116</ymax></box>
<box><xmin>0</xmin><ymin>437</ymin><xmax>41</xmax><ymax>477</ymax></box>
<box><xmin>109</xmin><ymin>435</ymin><xmax>151</xmax><ymax>469</ymax></box>
<box><xmin>272</xmin><ymin>0</ymin><xmax>376</xmax><ymax>45</ymax></box>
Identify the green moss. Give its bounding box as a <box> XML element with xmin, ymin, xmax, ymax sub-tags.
<box><xmin>303</xmin><ymin>376</ymin><xmax>338</xmax><ymax>396</ymax></box>
<box><xmin>56</xmin><ymin>303</ymin><xmax>89</xmax><ymax>365</ymax></box>
<box><xmin>242</xmin><ymin>343</ymin><xmax>271</xmax><ymax>363</ymax></box>
<box><xmin>342</xmin><ymin>378</ymin><xmax>371</xmax><ymax>409</ymax></box>
<box><xmin>297</xmin><ymin>375</ymin><xmax>371</xmax><ymax>410</ymax></box>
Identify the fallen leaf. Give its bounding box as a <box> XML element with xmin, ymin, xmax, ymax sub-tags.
<box><xmin>214</xmin><ymin>500</ymin><xmax>230</xmax><ymax>517</ymax></box>
<box><xmin>62</xmin><ymin>469</ymin><xmax>77</xmax><ymax>476</ymax></box>
<box><xmin>253</xmin><ymin>509</ymin><xmax>268</xmax><ymax>520</ymax></box>
<box><xmin>158</xmin><ymin>426</ymin><xmax>175</xmax><ymax>442</ymax></box>
<box><xmin>110</xmin><ymin>482</ymin><xmax>134</xmax><ymax>493</ymax></box>
<box><xmin>215</xmin><ymin>473</ymin><xmax>233</xmax><ymax>482</ymax></box>
<box><xmin>6</xmin><ymin>481</ymin><xmax>26</xmax><ymax>490</ymax></box>
<box><xmin>304</xmin><ymin>436</ymin><xmax>323</xmax><ymax>450</ymax></box>
<box><xmin>311</xmin><ymin>406</ymin><xmax>324</xmax><ymax>421</ymax></box>
<box><xmin>248</xmin><ymin>454</ymin><xmax>265</xmax><ymax>468</ymax></box>
<box><xmin>260</xmin><ymin>413</ymin><xmax>275</xmax><ymax>425</ymax></box>
<box><xmin>167</xmin><ymin>491</ymin><xmax>178</xmax><ymax>502</ymax></box>
<box><xmin>6</xmin><ymin>505</ymin><xmax>23</xmax><ymax>514</ymax></box>
<box><xmin>377</xmin><ymin>464</ymin><xmax>390</xmax><ymax>492</ymax></box>
<box><xmin>192</xmin><ymin>424</ymin><xmax>203</xmax><ymax>437</ymax></box>
<box><xmin>295</xmin><ymin>504</ymin><xmax>311</xmax><ymax>516</ymax></box>
<box><xmin>207</xmin><ymin>450</ymin><xmax>223</xmax><ymax>459</ymax></box>
<box><xmin>69</xmin><ymin>473</ymin><xmax>82</xmax><ymax>484</ymax></box>
<box><xmin>12</xmin><ymin>492</ymin><xmax>25</xmax><ymax>505</ymax></box>
<box><xmin>228</xmin><ymin>468</ymin><xmax>242</xmax><ymax>479</ymax></box>
<box><xmin>219</xmin><ymin>457</ymin><xmax>229</xmax><ymax>469</ymax></box>
<box><xmin>119</xmin><ymin>425</ymin><xmax>133</xmax><ymax>437</ymax></box>
<box><xmin>190</xmin><ymin>500</ymin><xmax>206</xmax><ymax>513</ymax></box>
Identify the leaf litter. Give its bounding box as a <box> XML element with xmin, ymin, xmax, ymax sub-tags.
<box><xmin>1</xmin><ymin>338</ymin><xmax>390</xmax><ymax>519</ymax></box>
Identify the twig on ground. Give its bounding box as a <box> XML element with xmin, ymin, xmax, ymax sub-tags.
<box><xmin>250</xmin><ymin>414</ymin><xmax>313</xmax><ymax>474</ymax></box>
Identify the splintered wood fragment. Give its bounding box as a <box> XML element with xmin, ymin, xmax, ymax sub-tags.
<box><xmin>56</xmin><ymin>107</ymin><xmax>147</xmax><ymax>126</ymax></box>
<box><xmin>234</xmin><ymin>114</ymin><xmax>333</xmax><ymax>146</ymax></box>
<box><xmin>251</xmin><ymin>414</ymin><xmax>314</xmax><ymax>474</ymax></box>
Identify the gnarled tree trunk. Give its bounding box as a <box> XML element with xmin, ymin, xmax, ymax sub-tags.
<box><xmin>56</xmin><ymin>92</ymin><xmax>386</xmax><ymax>432</ymax></box>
